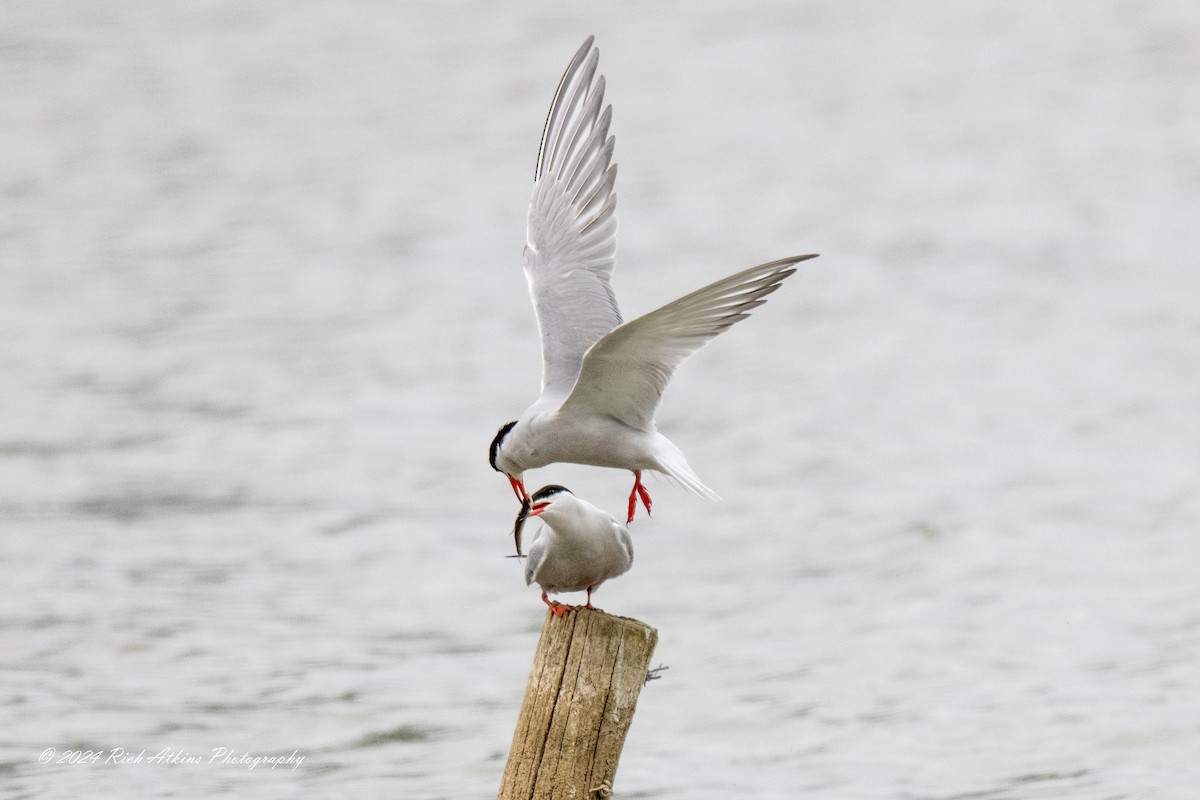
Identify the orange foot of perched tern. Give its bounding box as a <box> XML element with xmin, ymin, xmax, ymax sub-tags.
<box><xmin>625</xmin><ymin>470</ymin><xmax>652</xmax><ymax>523</ymax></box>
<box><xmin>542</xmin><ymin>592</ymin><xmax>573</xmax><ymax>618</ymax></box>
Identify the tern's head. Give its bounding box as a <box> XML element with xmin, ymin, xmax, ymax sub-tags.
<box><xmin>489</xmin><ymin>420</ymin><xmax>527</xmax><ymax>503</ymax></box>
<box><xmin>526</xmin><ymin>485</ymin><xmax>574</xmax><ymax>519</ymax></box>
<box><xmin>489</xmin><ymin>420</ymin><xmax>518</xmax><ymax>473</ymax></box>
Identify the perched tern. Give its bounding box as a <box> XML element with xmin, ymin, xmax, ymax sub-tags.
<box><xmin>519</xmin><ymin>485</ymin><xmax>633</xmax><ymax>617</ymax></box>
<box><xmin>489</xmin><ymin>36</ymin><xmax>818</xmax><ymax>522</ymax></box>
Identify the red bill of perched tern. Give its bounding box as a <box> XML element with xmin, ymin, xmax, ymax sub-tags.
<box><xmin>489</xmin><ymin>36</ymin><xmax>818</xmax><ymax>523</ymax></box>
<box><xmin>519</xmin><ymin>485</ymin><xmax>633</xmax><ymax>617</ymax></box>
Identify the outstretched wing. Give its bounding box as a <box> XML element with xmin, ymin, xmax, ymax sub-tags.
<box><xmin>559</xmin><ymin>255</ymin><xmax>817</xmax><ymax>430</ymax></box>
<box><xmin>524</xmin><ymin>36</ymin><xmax>622</xmax><ymax>400</ymax></box>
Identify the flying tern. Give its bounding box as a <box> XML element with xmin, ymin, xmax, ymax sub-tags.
<box><xmin>489</xmin><ymin>36</ymin><xmax>817</xmax><ymax>522</ymax></box>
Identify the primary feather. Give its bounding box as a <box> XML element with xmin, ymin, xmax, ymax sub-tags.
<box><xmin>524</xmin><ymin>35</ymin><xmax>622</xmax><ymax>400</ymax></box>
<box><xmin>559</xmin><ymin>256</ymin><xmax>810</xmax><ymax>431</ymax></box>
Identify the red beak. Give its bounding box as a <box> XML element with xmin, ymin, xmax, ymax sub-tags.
<box><xmin>527</xmin><ymin>501</ymin><xmax>550</xmax><ymax>517</ymax></box>
<box><xmin>507</xmin><ymin>474</ymin><xmax>527</xmax><ymax>502</ymax></box>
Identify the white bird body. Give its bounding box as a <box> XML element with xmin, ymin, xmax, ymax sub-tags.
<box><xmin>521</xmin><ymin>485</ymin><xmax>633</xmax><ymax>616</ymax></box>
<box><xmin>490</xmin><ymin>36</ymin><xmax>817</xmax><ymax>522</ymax></box>
<box><xmin>500</xmin><ymin>400</ymin><xmax>699</xmax><ymax>480</ymax></box>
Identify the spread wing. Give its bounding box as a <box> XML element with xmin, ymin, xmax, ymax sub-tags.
<box><xmin>524</xmin><ymin>36</ymin><xmax>622</xmax><ymax>400</ymax></box>
<box><xmin>558</xmin><ymin>255</ymin><xmax>817</xmax><ymax>430</ymax></box>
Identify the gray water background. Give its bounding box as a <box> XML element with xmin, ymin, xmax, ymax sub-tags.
<box><xmin>3</xmin><ymin>2</ymin><xmax>1199</xmax><ymax>798</ymax></box>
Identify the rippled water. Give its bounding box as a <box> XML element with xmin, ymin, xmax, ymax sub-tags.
<box><xmin>4</xmin><ymin>2</ymin><xmax>1200</xmax><ymax>798</ymax></box>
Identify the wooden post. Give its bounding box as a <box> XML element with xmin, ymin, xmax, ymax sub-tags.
<box><xmin>498</xmin><ymin>608</ymin><xmax>658</xmax><ymax>799</ymax></box>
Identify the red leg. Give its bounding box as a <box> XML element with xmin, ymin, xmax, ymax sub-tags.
<box><xmin>636</xmin><ymin>479</ymin><xmax>652</xmax><ymax>516</ymax></box>
<box><xmin>541</xmin><ymin>591</ymin><xmax>571</xmax><ymax>618</ymax></box>
<box><xmin>627</xmin><ymin>470</ymin><xmax>652</xmax><ymax>523</ymax></box>
<box><xmin>581</xmin><ymin>588</ymin><xmax>604</xmax><ymax>613</ymax></box>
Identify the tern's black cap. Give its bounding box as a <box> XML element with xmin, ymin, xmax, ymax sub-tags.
<box><xmin>529</xmin><ymin>485</ymin><xmax>572</xmax><ymax>502</ymax></box>
<box><xmin>489</xmin><ymin>420</ymin><xmax>517</xmax><ymax>471</ymax></box>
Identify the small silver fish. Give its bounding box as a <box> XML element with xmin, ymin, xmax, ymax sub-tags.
<box><xmin>509</xmin><ymin>496</ymin><xmax>532</xmax><ymax>558</ymax></box>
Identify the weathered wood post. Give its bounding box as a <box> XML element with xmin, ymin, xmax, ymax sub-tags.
<box><xmin>498</xmin><ymin>607</ymin><xmax>658</xmax><ymax>799</ymax></box>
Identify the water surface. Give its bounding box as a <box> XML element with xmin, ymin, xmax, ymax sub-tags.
<box><xmin>3</xmin><ymin>2</ymin><xmax>1199</xmax><ymax>798</ymax></box>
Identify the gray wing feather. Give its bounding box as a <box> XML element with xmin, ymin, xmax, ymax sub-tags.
<box><xmin>618</xmin><ymin>524</ymin><xmax>633</xmax><ymax>566</ymax></box>
<box><xmin>524</xmin><ymin>527</ymin><xmax>548</xmax><ymax>586</ymax></box>
<box><xmin>559</xmin><ymin>255</ymin><xmax>816</xmax><ymax>429</ymax></box>
<box><xmin>525</xmin><ymin>36</ymin><xmax>622</xmax><ymax>400</ymax></box>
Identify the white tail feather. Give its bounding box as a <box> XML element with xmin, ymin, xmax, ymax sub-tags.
<box><xmin>653</xmin><ymin>445</ymin><xmax>721</xmax><ymax>502</ymax></box>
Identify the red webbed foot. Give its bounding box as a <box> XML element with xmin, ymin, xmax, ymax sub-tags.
<box><xmin>626</xmin><ymin>470</ymin><xmax>653</xmax><ymax>523</ymax></box>
<box><xmin>541</xmin><ymin>592</ymin><xmax>573</xmax><ymax>618</ymax></box>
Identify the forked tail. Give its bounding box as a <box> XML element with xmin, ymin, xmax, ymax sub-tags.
<box><xmin>653</xmin><ymin>441</ymin><xmax>721</xmax><ymax>502</ymax></box>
